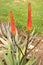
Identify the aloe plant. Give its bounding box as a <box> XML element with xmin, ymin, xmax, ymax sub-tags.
<box><xmin>0</xmin><ymin>22</ymin><xmax>41</xmax><ymax>65</ymax></box>
<box><xmin>0</xmin><ymin>3</ymin><xmax>41</xmax><ymax>65</ymax></box>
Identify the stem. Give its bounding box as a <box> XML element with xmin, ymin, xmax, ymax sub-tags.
<box><xmin>25</xmin><ymin>32</ymin><xmax>30</xmax><ymax>55</ymax></box>
<box><xmin>20</xmin><ymin>32</ymin><xmax>30</xmax><ymax>64</ymax></box>
<box><xmin>13</xmin><ymin>36</ymin><xmax>24</xmax><ymax>56</ymax></box>
<box><xmin>15</xmin><ymin>42</ymin><xmax>24</xmax><ymax>56</ymax></box>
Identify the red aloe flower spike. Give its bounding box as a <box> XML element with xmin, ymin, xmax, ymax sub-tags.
<box><xmin>10</xmin><ymin>11</ymin><xmax>16</xmax><ymax>35</ymax></box>
<box><xmin>27</xmin><ymin>3</ymin><xmax>32</xmax><ymax>31</ymax></box>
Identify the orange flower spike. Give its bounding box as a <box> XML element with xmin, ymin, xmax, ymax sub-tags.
<box><xmin>27</xmin><ymin>3</ymin><xmax>32</xmax><ymax>31</ymax></box>
<box><xmin>10</xmin><ymin>11</ymin><xmax>16</xmax><ymax>35</ymax></box>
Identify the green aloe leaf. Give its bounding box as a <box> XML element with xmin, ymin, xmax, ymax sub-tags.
<box><xmin>0</xmin><ymin>59</ymin><xmax>4</xmax><ymax>65</ymax></box>
<box><xmin>15</xmin><ymin>30</ymin><xmax>19</xmax><ymax>43</ymax></box>
<box><xmin>16</xmin><ymin>48</ymin><xmax>19</xmax><ymax>65</ymax></box>
<box><xmin>3</xmin><ymin>49</ymin><xmax>14</xmax><ymax>65</ymax></box>
<box><xmin>1</xmin><ymin>23</ymin><xmax>6</xmax><ymax>36</ymax></box>
<box><xmin>25</xmin><ymin>56</ymin><xmax>36</xmax><ymax>65</ymax></box>
<box><xmin>20</xmin><ymin>57</ymin><xmax>27</xmax><ymax>65</ymax></box>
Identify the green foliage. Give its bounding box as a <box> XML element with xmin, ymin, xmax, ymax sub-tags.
<box><xmin>0</xmin><ymin>59</ymin><xmax>4</xmax><ymax>65</ymax></box>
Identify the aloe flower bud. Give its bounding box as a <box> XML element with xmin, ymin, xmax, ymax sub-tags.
<box><xmin>10</xmin><ymin>11</ymin><xmax>16</xmax><ymax>35</ymax></box>
<box><xmin>27</xmin><ymin>3</ymin><xmax>32</xmax><ymax>31</ymax></box>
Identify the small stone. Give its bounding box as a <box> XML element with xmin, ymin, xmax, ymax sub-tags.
<box><xmin>28</xmin><ymin>45</ymin><xmax>34</xmax><ymax>49</ymax></box>
<box><xmin>35</xmin><ymin>49</ymin><xmax>39</xmax><ymax>52</ymax></box>
<box><xmin>41</xmin><ymin>40</ymin><xmax>43</xmax><ymax>42</ymax></box>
